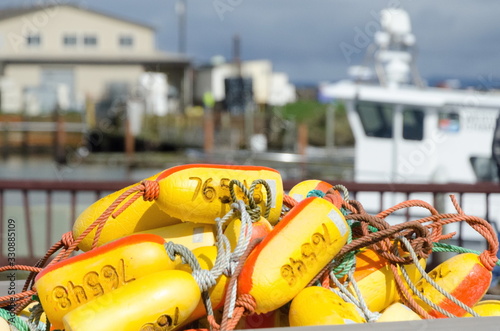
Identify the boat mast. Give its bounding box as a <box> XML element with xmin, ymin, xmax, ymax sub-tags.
<box><xmin>372</xmin><ymin>9</ymin><xmax>424</xmax><ymax>88</ymax></box>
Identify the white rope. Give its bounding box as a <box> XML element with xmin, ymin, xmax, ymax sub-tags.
<box><xmin>396</xmin><ymin>236</ymin><xmax>479</xmax><ymax>318</ymax></box>
<box><xmin>329</xmin><ymin>260</ymin><xmax>381</xmax><ymax>322</ymax></box>
<box><xmin>225</xmin><ymin>200</ymin><xmax>253</xmax><ymax>319</ymax></box>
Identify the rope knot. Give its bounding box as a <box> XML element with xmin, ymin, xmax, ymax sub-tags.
<box><xmin>192</xmin><ymin>269</ymin><xmax>217</xmax><ymax>292</ymax></box>
<box><xmin>142</xmin><ymin>180</ymin><xmax>160</xmax><ymax>202</ymax></box>
<box><xmin>479</xmin><ymin>250</ymin><xmax>498</xmax><ymax>272</ymax></box>
<box><xmin>234</xmin><ymin>293</ymin><xmax>257</xmax><ymax>316</ymax></box>
<box><xmin>61</xmin><ymin>231</ymin><xmax>77</xmax><ymax>250</ymax></box>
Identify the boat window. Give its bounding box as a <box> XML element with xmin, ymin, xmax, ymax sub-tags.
<box><xmin>470</xmin><ymin>157</ymin><xmax>498</xmax><ymax>182</ymax></box>
<box><xmin>403</xmin><ymin>109</ymin><xmax>424</xmax><ymax>140</ymax></box>
<box><xmin>438</xmin><ymin>111</ymin><xmax>460</xmax><ymax>132</ymax></box>
<box><xmin>356</xmin><ymin>102</ymin><xmax>393</xmax><ymax>138</ymax></box>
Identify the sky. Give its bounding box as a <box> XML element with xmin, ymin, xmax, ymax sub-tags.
<box><xmin>4</xmin><ymin>0</ymin><xmax>500</xmax><ymax>87</ymax></box>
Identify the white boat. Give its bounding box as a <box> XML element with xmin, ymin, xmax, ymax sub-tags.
<box><xmin>320</xmin><ymin>8</ymin><xmax>500</xmax><ymax>185</ymax></box>
<box><xmin>319</xmin><ymin>8</ymin><xmax>500</xmax><ymax>247</ymax></box>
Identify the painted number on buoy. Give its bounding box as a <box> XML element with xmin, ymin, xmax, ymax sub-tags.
<box><xmin>189</xmin><ymin>177</ymin><xmax>264</xmax><ymax>204</ymax></box>
<box><xmin>139</xmin><ymin>307</ymin><xmax>180</xmax><ymax>331</ymax></box>
<box><xmin>52</xmin><ymin>259</ymin><xmax>135</xmax><ymax>310</ymax></box>
<box><xmin>280</xmin><ymin>223</ymin><xmax>337</xmax><ymax>287</ymax></box>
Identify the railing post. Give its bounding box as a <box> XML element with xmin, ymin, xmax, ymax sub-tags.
<box><xmin>22</xmin><ymin>189</ymin><xmax>34</xmax><ymax>260</ymax></box>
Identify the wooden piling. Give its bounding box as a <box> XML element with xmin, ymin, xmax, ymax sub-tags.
<box><xmin>297</xmin><ymin>122</ymin><xmax>308</xmax><ymax>155</ymax></box>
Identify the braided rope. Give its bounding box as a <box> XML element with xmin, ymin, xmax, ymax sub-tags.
<box><xmin>329</xmin><ymin>268</ymin><xmax>381</xmax><ymax>322</ymax></box>
<box><xmin>333</xmin><ymin>184</ymin><xmax>350</xmax><ymax>202</ymax></box>
<box><xmin>225</xmin><ymin>201</ymin><xmax>253</xmax><ymax>319</ymax></box>
<box><xmin>0</xmin><ymin>308</ymin><xmax>32</xmax><ymax>331</ymax></box>
<box><xmin>396</xmin><ymin>236</ymin><xmax>479</xmax><ymax>318</ymax></box>
<box><xmin>282</xmin><ymin>194</ymin><xmax>298</xmax><ymax>209</ymax></box>
<box><xmin>0</xmin><ymin>290</ymin><xmax>36</xmax><ymax>308</ymax></box>
<box><xmin>218</xmin><ymin>238</ymin><xmax>262</xmax><ymax>331</ymax></box>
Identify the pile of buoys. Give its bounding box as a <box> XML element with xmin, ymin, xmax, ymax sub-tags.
<box><xmin>1</xmin><ymin>164</ymin><xmax>500</xmax><ymax>330</ymax></box>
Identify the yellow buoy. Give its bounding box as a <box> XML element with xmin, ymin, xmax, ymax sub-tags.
<box><xmin>288</xmin><ymin>180</ymin><xmax>333</xmax><ymax>202</ymax></box>
<box><xmin>412</xmin><ymin>253</ymin><xmax>492</xmax><ymax>318</ymax></box>
<box><xmin>345</xmin><ymin>247</ymin><xmax>425</xmax><ymax>312</ymax></box>
<box><xmin>174</xmin><ymin>246</ymin><xmax>229</xmax><ymax>330</ymax></box>
<box><xmin>72</xmin><ymin>172</ymin><xmax>182</xmax><ymax>251</ymax></box>
<box><xmin>154</xmin><ymin>164</ymin><xmax>284</xmax><ymax>225</ymax></box>
<box><xmin>238</xmin><ymin>197</ymin><xmax>350</xmax><ymax>314</ymax></box>
<box><xmin>137</xmin><ymin>222</ymin><xmax>216</xmax><ymax>251</ymax></box>
<box><xmin>62</xmin><ymin>270</ymin><xmax>200</xmax><ymax>331</ymax></box>
<box><xmin>376</xmin><ymin>302</ymin><xmax>421</xmax><ymax>322</ymax></box>
<box><xmin>289</xmin><ymin>286</ymin><xmax>365</xmax><ymax>326</ymax></box>
<box><xmin>224</xmin><ymin>216</ymin><xmax>273</xmax><ymax>251</ymax></box>
<box><xmin>464</xmin><ymin>300</ymin><xmax>500</xmax><ymax>317</ymax></box>
<box><xmin>34</xmin><ymin>234</ymin><xmax>175</xmax><ymax>329</ymax></box>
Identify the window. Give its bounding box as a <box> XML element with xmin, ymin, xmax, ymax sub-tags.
<box><xmin>403</xmin><ymin>108</ymin><xmax>424</xmax><ymax>140</ymax></box>
<box><xmin>119</xmin><ymin>35</ymin><xmax>133</xmax><ymax>47</ymax></box>
<box><xmin>439</xmin><ymin>111</ymin><xmax>460</xmax><ymax>132</ymax></box>
<box><xmin>26</xmin><ymin>34</ymin><xmax>41</xmax><ymax>47</ymax></box>
<box><xmin>470</xmin><ymin>157</ymin><xmax>498</xmax><ymax>182</ymax></box>
<box><xmin>356</xmin><ymin>101</ymin><xmax>394</xmax><ymax>138</ymax></box>
<box><xmin>63</xmin><ymin>34</ymin><xmax>77</xmax><ymax>46</ymax></box>
<box><xmin>83</xmin><ymin>35</ymin><xmax>97</xmax><ymax>46</ymax></box>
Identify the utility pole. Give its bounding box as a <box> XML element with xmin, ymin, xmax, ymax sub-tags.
<box><xmin>176</xmin><ymin>0</ymin><xmax>187</xmax><ymax>54</ymax></box>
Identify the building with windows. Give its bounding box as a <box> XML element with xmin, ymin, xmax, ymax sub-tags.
<box><xmin>0</xmin><ymin>4</ymin><xmax>191</xmax><ymax>115</ymax></box>
<box><xmin>194</xmin><ymin>58</ymin><xmax>296</xmax><ymax>112</ymax></box>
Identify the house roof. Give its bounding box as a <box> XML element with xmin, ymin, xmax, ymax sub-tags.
<box><xmin>0</xmin><ymin>51</ymin><xmax>191</xmax><ymax>67</ymax></box>
<box><xmin>0</xmin><ymin>3</ymin><xmax>155</xmax><ymax>30</ymax></box>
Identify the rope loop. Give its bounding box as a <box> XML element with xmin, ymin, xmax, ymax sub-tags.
<box><xmin>141</xmin><ymin>180</ymin><xmax>160</xmax><ymax>202</ymax></box>
<box><xmin>229</xmin><ymin>179</ymin><xmax>273</xmax><ymax>222</ymax></box>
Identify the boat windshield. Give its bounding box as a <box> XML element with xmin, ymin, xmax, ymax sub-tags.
<box><xmin>356</xmin><ymin>101</ymin><xmax>393</xmax><ymax>138</ymax></box>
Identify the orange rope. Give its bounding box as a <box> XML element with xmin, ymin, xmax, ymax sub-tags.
<box><xmin>283</xmin><ymin>194</ymin><xmax>298</xmax><ymax>209</ymax></box>
<box><xmin>323</xmin><ymin>189</ymin><xmax>344</xmax><ymax>209</ymax></box>
<box><xmin>58</xmin><ymin>179</ymin><xmax>159</xmax><ymax>260</ymax></box>
<box><xmin>0</xmin><ymin>290</ymin><xmax>36</xmax><ymax>308</ymax></box>
<box><xmin>388</xmin><ymin>262</ymin><xmax>434</xmax><ymax>319</ymax></box>
<box><xmin>0</xmin><ymin>265</ymin><xmax>42</xmax><ymax>273</ymax></box>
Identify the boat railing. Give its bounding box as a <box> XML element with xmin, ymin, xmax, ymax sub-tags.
<box><xmin>1</xmin><ymin>179</ymin><xmax>500</xmax><ymax>266</ymax></box>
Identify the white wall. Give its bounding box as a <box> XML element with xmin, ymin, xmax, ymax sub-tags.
<box><xmin>0</xmin><ymin>5</ymin><xmax>155</xmax><ymax>57</ymax></box>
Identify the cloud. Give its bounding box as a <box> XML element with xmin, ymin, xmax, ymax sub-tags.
<box><xmin>31</xmin><ymin>0</ymin><xmax>500</xmax><ymax>84</ymax></box>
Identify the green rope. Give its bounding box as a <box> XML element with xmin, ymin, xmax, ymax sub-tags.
<box><xmin>330</xmin><ymin>220</ymin><xmax>356</xmax><ymax>278</ymax></box>
<box><xmin>306</xmin><ymin>189</ymin><xmax>325</xmax><ymax>198</ymax></box>
<box><xmin>0</xmin><ymin>308</ymin><xmax>32</xmax><ymax>331</ymax></box>
<box><xmin>433</xmin><ymin>242</ymin><xmax>500</xmax><ymax>266</ymax></box>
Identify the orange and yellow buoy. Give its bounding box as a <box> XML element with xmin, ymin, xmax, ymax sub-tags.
<box><xmin>62</xmin><ymin>270</ymin><xmax>200</xmax><ymax>331</ymax></box>
<box><xmin>136</xmin><ymin>222</ymin><xmax>216</xmax><ymax>252</ymax></box>
<box><xmin>72</xmin><ymin>172</ymin><xmax>181</xmax><ymax>251</ymax></box>
<box><xmin>412</xmin><ymin>253</ymin><xmax>492</xmax><ymax>318</ymax></box>
<box><xmin>288</xmin><ymin>180</ymin><xmax>333</xmax><ymax>202</ymax></box>
<box><xmin>34</xmin><ymin>234</ymin><xmax>175</xmax><ymax>329</ymax></box>
<box><xmin>464</xmin><ymin>300</ymin><xmax>500</xmax><ymax>317</ymax></box>
<box><xmin>73</xmin><ymin>164</ymin><xmax>283</xmax><ymax>251</ymax></box>
<box><xmin>153</xmin><ymin>164</ymin><xmax>283</xmax><ymax>225</ymax></box>
<box><xmin>238</xmin><ymin>197</ymin><xmax>350</xmax><ymax>314</ymax></box>
<box><xmin>344</xmin><ymin>247</ymin><xmax>425</xmax><ymax>313</ymax></box>
<box><xmin>289</xmin><ymin>286</ymin><xmax>365</xmax><ymax>326</ymax></box>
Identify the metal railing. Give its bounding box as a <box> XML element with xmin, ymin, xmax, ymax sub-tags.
<box><xmin>1</xmin><ymin>179</ymin><xmax>500</xmax><ymax>265</ymax></box>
